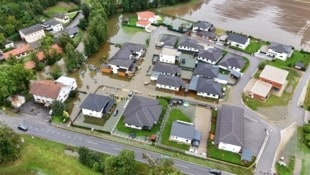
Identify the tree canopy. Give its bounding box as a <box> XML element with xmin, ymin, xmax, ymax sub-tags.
<box><xmin>104</xmin><ymin>150</ymin><xmax>136</xmax><ymax>175</ymax></box>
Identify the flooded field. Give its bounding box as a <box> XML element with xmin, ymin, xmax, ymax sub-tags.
<box><xmin>159</xmin><ymin>0</ymin><xmax>310</xmax><ymax>50</ymax></box>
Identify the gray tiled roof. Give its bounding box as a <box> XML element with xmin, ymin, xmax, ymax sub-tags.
<box><xmin>193</xmin><ymin>20</ymin><xmax>213</xmax><ymax>30</ymax></box>
<box><xmin>54</xmin><ymin>13</ymin><xmax>67</xmax><ymax>20</ymax></box>
<box><xmin>189</xmin><ymin>77</ymin><xmax>222</xmax><ymax>96</ymax></box>
<box><xmin>43</xmin><ymin>19</ymin><xmax>61</xmax><ymax>27</ymax></box>
<box><xmin>227</xmin><ymin>33</ymin><xmax>249</xmax><ymax>45</ymax></box>
<box><xmin>156</xmin><ymin>74</ymin><xmax>185</xmax><ymax>88</ymax></box>
<box><xmin>269</xmin><ymin>42</ymin><xmax>293</xmax><ymax>54</ymax></box>
<box><xmin>194</xmin><ymin>61</ymin><xmax>219</xmax><ymax>79</ymax></box>
<box><xmin>108</xmin><ymin>42</ymin><xmax>142</xmax><ymax>68</ymax></box>
<box><xmin>198</xmin><ymin>48</ymin><xmax>223</xmax><ymax>62</ymax></box>
<box><xmin>152</xmin><ymin>62</ymin><xmax>181</xmax><ymax>75</ymax></box>
<box><xmin>197</xmin><ymin>31</ymin><xmax>216</xmax><ymax>39</ymax></box>
<box><xmin>79</xmin><ymin>93</ymin><xmax>115</xmax><ymax>114</ymax></box>
<box><xmin>122</xmin><ymin>42</ymin><xmax>144</xmax><ymax>52</ymax></box>
<box><xmin>215</xmin><ymin>104</ymin><xmax>244</xmax><ymax>147</ymax></box>
<box><xmin>178</xmin><ymin>36</ymin><xmax>204</xmax><ymax>50</ymax></box>
<box><xmin>124</xmin><ymin>95</ymin><xmax>162</xmax><ymax>128</ymax></box>
<box><xmin>19</xmin><ymin>24</ymin><xmax>44</xmax><ymax>35</ymax></box>
<box><xmin>218</xmin><ymin>53</ymin><xmax>245</xmax><ymax>70</ymax></box>
<box><xmin>170</xmin><ymin>121</ymin><xmax>196</xmax><ymax>140</ymax></box>
<box><xmin>66</xmin><ymin>27</ymin><xmax>79</xmax><ymax>35</ymax></box>
<box><xmin>159</xmin><ymin>34</ymin><xmax>178</xmax><ymax>48</ymax></box>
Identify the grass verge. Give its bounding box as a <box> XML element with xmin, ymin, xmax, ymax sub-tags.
<box><xmin>304</xmin><ymin>82</ymin><xmax>310</xmax><ymax>111</ymax></box>
<box><xmin>275</xmin><ymin>156</ymin><xmax>295</xmax><ymax>175</ymax></box>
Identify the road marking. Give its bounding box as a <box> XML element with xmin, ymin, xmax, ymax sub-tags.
<box><xmin>244</xmin><ymin>115</ymin><xmax>258</xmax><ymax>122</ymax></box>
<box><xmin>85</xmin><ymin>140</ymin><xmax>97</xmax><ymax>145</ymax></box>
<box><xmin>175</xmin><ymin>163</ymin><xmax>189</xmax><ymax>169</ymax></box>
<box><xmin>112</xmin><ymin>147</ymin><xmax>122</xmax><ymax>151</ymax></box>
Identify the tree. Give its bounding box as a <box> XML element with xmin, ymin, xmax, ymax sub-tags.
<box><xmin>78</xmin><ymin>147</ymin><xmax>104</xmax><ymax>172</ymax></box>
<box><xmin>63</xmin><ymin>43</ymin><xmax>84</xmax><ymax>72</ymax></box>
<box><xmin>81</xmin><ymin>3</ymin><xmax>90</xmax><ymax>20</ymax></box>
<box><xmin>50</xmin><ymin>65</ymin><xmax>62</xmax><ymax>80</ymax></box>
<box><xmin>0</xmin><ymin>123</ymin><xmax>22</xmax><ymax>163</ymax></box>
<box><xmin>142</xmin><ymin>153</ymin><xmax>181</xmax><ymax>175</ymax></box>
<box><xmin>105</xmin><ymin>150</ymin><xmax>136</xmax><ymax>175</ymax></box>
<box><xmin>58</xmin><ymin>33</ymin><xmax>74</xmax><ymax>48</ymax></box>
<box><xmin>51</xmin><ymin>101</ymin><xmax>65</xmax><ymax>116</ymax></box>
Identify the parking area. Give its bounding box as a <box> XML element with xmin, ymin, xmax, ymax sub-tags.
<box><xmin>193</xmin><ymin>106</ymin><xmax>211</xmax><ymax>155</ymax></box>
<box><xmin>19</xmin><ymin>99</ymin><xmax>49</xmax><ymax>120</ymax></box>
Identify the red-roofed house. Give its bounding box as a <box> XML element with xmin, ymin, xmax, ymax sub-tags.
<box><xmin>136</xmin><ymin>11</ymin><xmax>156</xmax><ymax>28</ymax></box>
<box><xmin>24</xmin><ymin>61</ymin><xmax>36</xmax><ymax>70</ymax></box>
<box><xmin>3</xmin><ymin>44</ymin><xmax>31</xmax><ymax>60</ymax></box>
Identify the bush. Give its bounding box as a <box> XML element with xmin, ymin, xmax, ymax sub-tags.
<box><xmin>303</xmin><ymin>124</ymin><xmax>310</xmax><ymax>133</ymax></box>
<box><xmin>78</xmin><ymin>147</ymin><xmax>104</xmax><ymax>172</ymax></box>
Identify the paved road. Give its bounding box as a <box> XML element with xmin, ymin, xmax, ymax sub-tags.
<box><xmin>0</xmin><ymin>113</ymin><xmax>233</xmax><ymax>175</ymax></box>
<box><xmin>66</xmin><ymin>11</ymin><xmax>84</xmax><ymax>29</ymax></box>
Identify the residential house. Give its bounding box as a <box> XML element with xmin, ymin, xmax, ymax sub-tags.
<box><xmin>170</xmin><ymin>120</ymin><xmax>201</xmax><ymax>147</ymax></box>
<box><xmin>156</xmin><ymin>34</ymin><xmax>178</xmax><ymax>48</ymax></box>
<box><xmin>65</xmin><ymin>27</ymin><xmax>79</xmax><ymax>38</ymax></box>
<box><xmin>197</xmin><ymin>31</ymin><xmax>216</xmax><ymax>41</ymax></box>
<box><xmin>123</xmin><ymin>95</ymin><xmax>162</xmax><ymax>130</ymax></box>
<box><xmin>136</xmin><ymin>11</ymin><xmax>156</xmax><ymax>28</ymax></box>
<box><xmin>43</xmin><ymin>19</ymin><xmax>64</xmax><ymax>33</ymax></box>
<box><xmin>29</xmin><ymin>76</ymin><xmax>76</xmax><ymax>107</ymax></box>
<box><xmin>19</xmin><ymin>24</ymin><xmax>45</xmax><ymax>43</ymax></box>
<box><xmin>188</xmin><ymin>77</ymin><xmax>222</xmax><ymax>99</ymax></box>
<box><xmin>159</xmin><ymin>47</ymin><xmax>181</xmax><ymax>64</ymax></box>
<box><xmin>108</xmin><ymin>42</ymin><xmax>144</xmax><ymax>75</ymax></box>
<box><xmin>226</xmin><ymin>33</ymin><xmax>250</xmax><ymax>50</ymax></box>
<box><xmin>197</xmin><ymin>48</ymin><xmax>223</xmax><ymax>65</ymax></box>
<box><xmin>55</xmin><ymin>76</ymin><xmax>77</xmax><ymax>91</ymax></box>
<box><xmin>194</xmin><ymin>61</ymin><xmax>219</xmax><ymax>79</ymax></box>
<box><xmin>250</xmin><ymin>80</ymin><xmax>272</xmax><ymax>100</ymax></box>
<box><xmin>156</xmin><ymin>74</ymin><xmax>185</xmax><ymax>91</ymax></box>
<box><xmin>54</xmin><ymin>13</ymin><xmax>70</xmax><ymax>23</ymax></box>
<box><xmin>258</xmin><ymin>65</ymin><xmax>289</xmax><ymax>90</ymax></box>
<box><xmin>3</xmin><ymin>44</ymin><xmax>31</xmax><ymax>60</ymax></box>
<box><xmin>79</xmin><ymin>94</ymin><xmax>115</xmax><ymax>118</ymax></box>
<box><xmin>192</xmin><ymin>20</ymin><xmax>214</xmax><ymax>32</ymax></box>
<box><xmin>4</xmin><ymin>39</ymin><xmax>14</xmax><ymax>49</ymax></box>
<box><xmin>178</xmin><ymin>36</ymin><xmax>204</xmax><ymax>52</ymax></box>
<box><xmin>215</xmin><ymin>105</ymin><xmax>244</xmax><ymax>153</ymax></box>
<box><xmin>267</xmin><ymin>42</ymin><xmax>293</xmax><ymax>61</ymax></box>
<box><xmin>151</xmin><ymin>62</ymin><xmax>181</xmax><ymax>80</ymax></box>
<box><xmin>218</xmin><ymin>53</ymin><xmax>246</xmax><ymax>72</ymax></box>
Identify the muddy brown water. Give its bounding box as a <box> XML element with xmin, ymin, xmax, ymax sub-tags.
<box><xmin>159</xmin><ymin>0</ymin><xmax>310</xmax><ymax>51</ymax></box>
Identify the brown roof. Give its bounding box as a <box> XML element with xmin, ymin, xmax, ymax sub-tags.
<box><xmin>36</xmin><ymin>44</ymin><xmax>63</xmax><ymax>61</ymax></box>
<box><xmin>259</xmin><ymin>65</ymin><xmax>289</xmax><ymax>85</ymax></box>
<box><xmin>250</xmin><ymin>80</ymin><xmax>272</xmax><ymax>98</ymax></box>
<box><xmin>30</xmin><ymin>80</ymin><xmax>63</xmax><ymax>99</ymax></box>
<box><xmin>137</xmin><ymin>11</ymin><xmax>155</xmax><ymax>19</ymax></box>
<box><xmin>24</xmin><ymin>61</ymin><xmax>36</xmax><ymax>70</ymax></box>
<box><xmin>3</xmin><ymin>44</ymin><xmax>31</xmax><ymax>59</ymax></box>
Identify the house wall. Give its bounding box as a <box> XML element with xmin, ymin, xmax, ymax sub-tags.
<box><xmin>169</xmin><ymin>135</ymin><xmax>191</xmax><ymax>145</ymax></box>
<box><xmin>82</xmin><ymin>108</ymin><xmax>103</xmax><ymax>118</ymax></box>
<box><xmin>197</xmin><ymin>56</ymin><xmax>216</xmax><ymax>65</ymax></box>
<box><xmin>218</xmin><ymin>142</ymin><xmax>242</xmax><ymax>153</ymax></box>
<box><xmin>197</xmin><ymin>92</ymin><xmax>219</xmax><ymax>99</ymax></box>
<box><xmin>178</xmin><ymin>46</ymin><xmax>199</xmax><ymax>52</ymax></box>
<box><xmin>159</xmin><ymin>54</ymin><xmax>177</xmax><ymax>64</ymax></box>
<box><xmin>33</xmin><ymin>95</ymin><xmax>54</xmax><ymax>106</ymax></box>
<box><xmin>5</xmin><ymin>43</ymin><xmax>14</xmax><ymax>49</ymax></box>
<box><xmin>125</xmin><ymin>123</ymin><xmax>142</xmax><ymax>130</ymax></box>
<box><xmin>251</xmin><ymin>93</ymin><xmax>267</xmax><ymax>101</ymax></box>
<box><xmin>150</xmin><ymin>72</ymin><xmax>176</xmax><ymax>81</ymax></box>
<box><xmin>267</xmin><ymin>49</ymin><xmax>292</xmax><ymax>61</ymax></box>
<box><xmin>156</xmin><ymin>84</ymin><xmax>179</xmax><ymax>91</ymax></box>
<box><xmin>192</xmin><ymin>26</ymin><xmax>209</xmax><ymax>32</ymax></box>
<box><xmin>109</xmin><ymin>65</ymin><xmax>129</xmax><ymax>74</ymax></box>
<box><xmin>56</xmin><ymin>86</ymin><xmax>71</xmax><ymax>102</ymax></box>
<box><xmin>227</xmin><ymin>38</ymin><xmax>250</xmax><ymax>50</ymax></box>
<box><xmin>51</xmin><ymin>24</ymin><xmax>63</xmax><ymax>33</ymax></box>
<box><xmin>54</xmin><ymin>16</ymin><xmax>69</xmax><ymax>23</ymax></box>
<box><xmin>137</xmin><ymin>16</ymin><xmax>155</xmax><ymax>23</ymax></box>
<box><xmin>19</xmin><ymin>30</ymin><xmax>45</xmax><ymax>43</ymax></box>
<box><xmin>259</xmin><ymin>77</ymin><xmax>282</xmax><ymax>90</ymax></box>
<box><xmin>214</xmin><ymin>78</ymin><xmax>228</xmax><ymax>85</ymax></box>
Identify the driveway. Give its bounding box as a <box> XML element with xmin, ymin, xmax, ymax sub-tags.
<box><xmin>194</xmin><ymin>106</ymin><xmax>211</xmax><ymax>154</ymax></box>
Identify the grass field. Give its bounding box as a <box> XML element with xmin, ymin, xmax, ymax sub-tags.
<box><xmin>304</xmin><ymin>82</ymin><xmax>310</xmax><ymax>111</ymax></box>
<box><xmin>160</xmin><ymin>108</ymin><xmax>192</xmax><ymax>150</ymax></box>
<box><xmin>0</xmin><ymin>136</ymin><xmax>99</xmax><ymax>175</ymax></box>
<box><xmin>244</xmin><ymin>39</ymin><xmax>267</xmax><ymax>54</ymax></box>
<box><xmin>298</xmin><ymin>127</ymin><xmax>310</xmax><ymax>175</ymax></box>
<box><xmin>275</xmin><ymin>156</ymin><xmax>295</xmax><ymax>175</ymax></box>
<box><xmin>270</xmin><ymin>51</ymin><xmax>310</xmax><ymax>69</ymax></box>
<box><xmin>44</xmin><ymin>2</ymin><xmax>78</xmax><ymax>17</ymax></box>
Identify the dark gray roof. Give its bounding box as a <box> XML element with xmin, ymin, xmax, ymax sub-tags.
<box><xmin>54</xmin><ymin>13</ymin><xmax>67</xmax><ymax>20</ymax></box>
<box><xmin>218</xmin><ymin>53</ymin><xmax>246</xmax><ymax>70</ymax></box>
<box><xmin>66</xmin><ymin>27</ymin><xmax>79</xmax><ymax>35</ymax></box>
<box><xmin>189</xmin><ymin>77</ymin><xmax>222</xmax><ymax>96</ymax></box>
<box><xmin>227</xmin><ymin>33</ymin><xmax>249</xmax><ymax>45</ymax></box>
<box><xmin>123</xmin><ymin>96</ymin><xmax>162</xmax><ymax>128</ymax></box>
<box><xmin>170</xmin><ymin>121</ymin><xmax>196</xmax><ymax>140</ymax></box>
<box><xmin>19</xmin><ymin>24</ymin><xmax>44</xmax><ymax>35</ymax></box>
<box><xmin>159</xmin><ymin>34</ymin><xmax>178</xmax><ymax>48</ymax></box>
<box><xmin>156</xmin><ymin>74</ymin><xmax>185</xmax><ymax>88</ymax></box>
<box><xmin>193</xmin><ymin>20</ymin><xmax>213</xmax><ymax>30</ymax></box>
<box><xmin>152</xmin><ymin>62</ymin><xmax>181</xmax><ymax>75</ymax></box>
<box><xmin>43</xmin><ymin>19</ymin><xmax>61</xmax><ymax>27</ymax></box>
<box><xmin>197</xmin><ymin>31</ymin><xmax>216</xmax><ymax>39</ymax></box>
<box><xmin>215</xmin><ymin>104</ymin><xmax>244</xmax><ymax>147</ymax></box>
<box><xmin>79</xmin><ymin>93</ymin><xmax>115</xmax><ymax>113</ymax></box>
<box><xmin>198</xmin><ymin>48</ymin><xmax>223</xmax><ymax>62</ymax></box>
<box><xmin>108</xmin><ymin>42</ymin><xmax>142</xmax><ymax>68</ymax></box>
<box><xmin>122</xmin><ymin>42</ymin><xmax>143</xmax><ymax>53</ymax></box>
<box><xmin>269</xmin><ymin>42</ymin><xmax>293</xmax><ymax>54</ymax></box>
<box><xmin>178</xmin><ymin>36</ymin><xmax>204</xmax><ymax>50</ymax></box>
<box><xmin>194</xmin><ymin>61</ymin><xmax>219</xmax><ymax>79</ymax></box>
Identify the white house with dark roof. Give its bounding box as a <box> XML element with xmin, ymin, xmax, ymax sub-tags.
<box><xmin>159</xmin><ymin>47</ymin><xmax>181</xmax><ymax>64</ymax></box>
<box><xmin>197</xmin><ymin>48</ymin><xmax>224</xmax><ymax>65</ymax></box>
<box><xmin>54</xmin><ymin>13</ymin><xmax>70</xmax><ymax>23</ymax></box>
<box><xmin>123</xmin><ymin>95</ymin><xmax>162</xmax><ymax>130</ymax></box>
<box><xmin>156</xmin><ymin>34</ymin><xmax>178</xmax><ymax>48</ymax></box>
<box><xmin>79</xmin><ymin>94</ymin><xmax>115</xmax><ymax>118</ymax></box>
<box><xmin>43</xmin><ymin>19</ymin><xmax>63</xmax><ymax>33</ymax></box>
<box><xmin>156</xmin><ymin>74</ymin><xmax>185</xmax><ymax>91</ymax></box>
<box><xmin>215</xmin><ymin>105</ymin><xmax>244</xmax><ymax>153</ymax></box>
<box><xmin>218</xmin><ymin>53</ymin><xmax>246</xmax><ymax>72</ymax></box>
<box><xmin>194</xmin><ymin>61</ymin><xmax>219</xmax><ymax>79</ymax></box>
<box><xmin>192</xmin><ymin>20</ymin><xmax>214</xmax><ymax>32</ymax></box>
<box><xmin>189</xmin><ymin>77</ymin><xmax>222</xmax><ymax>99</ymax></box>
<box><xmin>19</xmin><ymin>24</ymin><xmax>45</xmax><ymax>43</ymax></box>
<box><xmin>267</xmin><ymin>42</ymin><xmax>293</xmax><ymax>61</ymax></box>
<box><xmin>226</xmin><ymin>33</ymin><xmax>250</xmax><ymax>50</ymax></box>
<box><xmin>178</xmin><ymin>36</ymin><xmax>204</xmax><ymax>52</ymax></box>
<box><xmin>55</xmin><ymin>76</ymin><xmax>77</xmax><ymax>91</ymax></box>
<box><xmin>170</xmin><ymin>120</ymin><xmax>201</xmax><ymax>147</ymax></box>
<box><xmin>151</xmin><ymin>62</ymin><xmax>181</xmax><ymax>80</ymax></box>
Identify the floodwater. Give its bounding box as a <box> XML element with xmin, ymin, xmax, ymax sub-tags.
<box><xmin>159</xmin><ymin>0</ymin><xmax>310</xmax><ymax>50</ymax></box>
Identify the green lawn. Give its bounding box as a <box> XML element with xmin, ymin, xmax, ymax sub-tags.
<box><xmin>269</xmin><ymin>51</ymin><xmax>310</xmax><ymax>69</ymax></box>
<box><xmin>298</xmin><ymin>126</ymin><xmax>310</xmax><ymax>175</ymax></box>
<box><xmin>0</xmin><ymin>136</ymin><xmax>100</xmax><ymax>175</ymax></box>
<box><xmin>275</xmin><ymin>156</ymin><xmax>295</xmax><ymax>175</ymax></box>
<box><xmin>128</xmin><ymin>17</ymin><xmax>138</xmax><ymax>26</ymax></box>
<box><xmin>161</xmin><ymin>108</ymin><xmax>192</xmax><ymax>150</ymax></box>
<box><xmin>84</xmin><ymin>115</ymin><xmax>111</xmax><ymax>126</ymax></box>
<box><xmin>241</xmin><ymin>57</ymin><xmax>250</xmax><ymax>72</ymax></box>
<box><xmin>44</xmin><ymin>2</ymin><xmax>78</xmax><ymax>17</ymax></box>
<box><xmin>303</xmin><ymin>82</ymin><xmax>310</xmax><ymax>111</ymax></box>
<box><xmin>67</xmin><ymin>11</ymin><xmax>78</xmax><ymax>20</ymax></box>
<box><xmin>244</xmin><ymin>40</ymin><xmax>267</xmax><ymax>54</ymax></box>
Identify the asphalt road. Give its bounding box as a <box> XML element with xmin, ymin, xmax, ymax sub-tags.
<box><xmin>0</xmin><ymin>113</ymin><xmax>233</xmax><ymax>175</ymax></box>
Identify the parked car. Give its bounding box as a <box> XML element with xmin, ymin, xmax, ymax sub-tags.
<box><xmin>209</xmin><ymin>168</ymin><xmax>221</xmax><ymax>175</ymax></box>
<box><xmin>17</xmin><ymin>124</ymin><xmax>28</xmax><ymax>131</ymax></box>
<box><xmin>112</xmin><ymin>109</ymin><xmax>119</xmax><ymax>116</ymax></box>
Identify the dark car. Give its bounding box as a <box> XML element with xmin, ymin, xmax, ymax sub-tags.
<box><xmin>209</xmin><ymin>169</ymin><xmax>221</xmax><ymax>175</ymax></box>
<box><xmin>112</xmin><ymin>109</ymin><xmax>119</xmax><ymax>116</ymax></box>
<box><xmin>17</xmin><ymin>124</ymin><xmax>28</xmax><ymax>131</ymax></box>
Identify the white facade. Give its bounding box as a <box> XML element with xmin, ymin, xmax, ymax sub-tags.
<box><xmin>5</xmin><ymin>42</ymin><xmax>14</xmax><ymax>49</ymax></box>
<box><xmin>82</xmin><ymin>108</ymin><xmax>103</xmax><ymax>118</ymax></box>
<box><xmin>50</xmin><ymin>23</ymin><xmax>64</xmax><ymax>33</ymax></box>
<box><xmin>156</xmin><ymin>84</ymin><xmax>180</xmax><ymax>91</ymax></box>
<box><xmin>218</xmin><ymin>142</ymin><xmax>242</xmax><ymax>153</ymax></box>
<box><xmin>159</xmin><ymin>53</ymin><xmax>178</xmax><ymax>64</ymax></box>
<box><xmin>169</xmin><ymin>135</ymin><xmax>191</xmax><ymax>145</ymax></box>
<box><xmin>109</xmin><ymin>64</ymin><xmax>129</xmax><ymax>74</ymax></box>
<box><xmin>214</xmin><ymin>78</ymin><xmax>228</xmax><ymax>85</ymax></box>
<box><xmin>267</xmin><ymin>48</ymin><xmax>293</xmax><ymax>61</ymax></box>
<box><xmin>56</xmin><ymin>76</ymin><xmax>77</xmax><ymax>91</ymax></box>
<box><xmin>33</xmin><ymin>85</ymin><xmax>70</xmax><ymax>107</ymax></box>
<box><xmin>197</xmin><ymin>56</ymin><xmax>216</xmax><ymax>65</ymax></box>
<box><xmin>192</xmin><ymin>26</ymin><xmax>210</xmax><ymax>32</ymax></box>
<box><xmin>227</xmin><ymin>38</ymin><xmax>250</xmax><ymax>50</ymax></box>
<box><xmin>137</xmin><ymin>16</ymin><xmax>156</xmax><ymax>23</ymax></box>
<box><xmin>19</xmin><ymin>30</ymin><xmax>45</xmax><ymax>43</ymax></box>
<box><xmin>54</xmin><ymin>16</ymin><xmax>70</xmax><ymax>23</ymax></box>
<box><xmin>197</xmin><ymin>92</ymin><xmax>219</xmax><ymax>99</ymax></box>
<box><xmin>178</xmin><ymin>45</ymin><xmax>200</xmax><ymax>52</ymax></box>
<box><xmin>33</xmin><ymin>95</ymin><xmax>54</xmax><ymax>106</ymax></box>
<box><xmin>218</xmin><ymin>65</ymin><xmax>241</xmax><ymax>72</ymax></box>
<box><xmin>125</xmin><ymin>123</ymin><xmax>142</xmax><ymax>130</ymax></box>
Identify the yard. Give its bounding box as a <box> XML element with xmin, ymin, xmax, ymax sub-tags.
<box><xmin>303</xmin><ymin>82</ymin><xmax>310</xmax><ymax>111</ymax></box>
<box><xmin>0</xmin><ymin>136</ymin><xmax>99</xmax><ymax>175</ymax></box>
<box><xmin>241</xmin><ymin>57</ymin><xmax>250</xmax><ymax>72</ymax></box>
<box><xmin>270</xmin><ymin>51</ymin><xmax>310</xmax><ymax>69</ymax></box>
<box><xmin>244</xmin><ymin>39</ymin><xmax>267</xmax><ymax>54</ymax></box>
<box><xmin>160</xmin><ymin>108</ymin><xmax>192</xmax><ymax>150</ymax></box>
<box><xmin>44</xmin><ymin>2</ymin><xmax>78</xmax><ymax>17</ymax></box>
<box><xmin>298</xmin><ymin>126</ymin><xmax>310</xmax><ymax>175</ymax></box>
<box><xmin>275</xmin><ymin>156</ymin><xmax>295</xmax><ymax>175</ymax></box>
